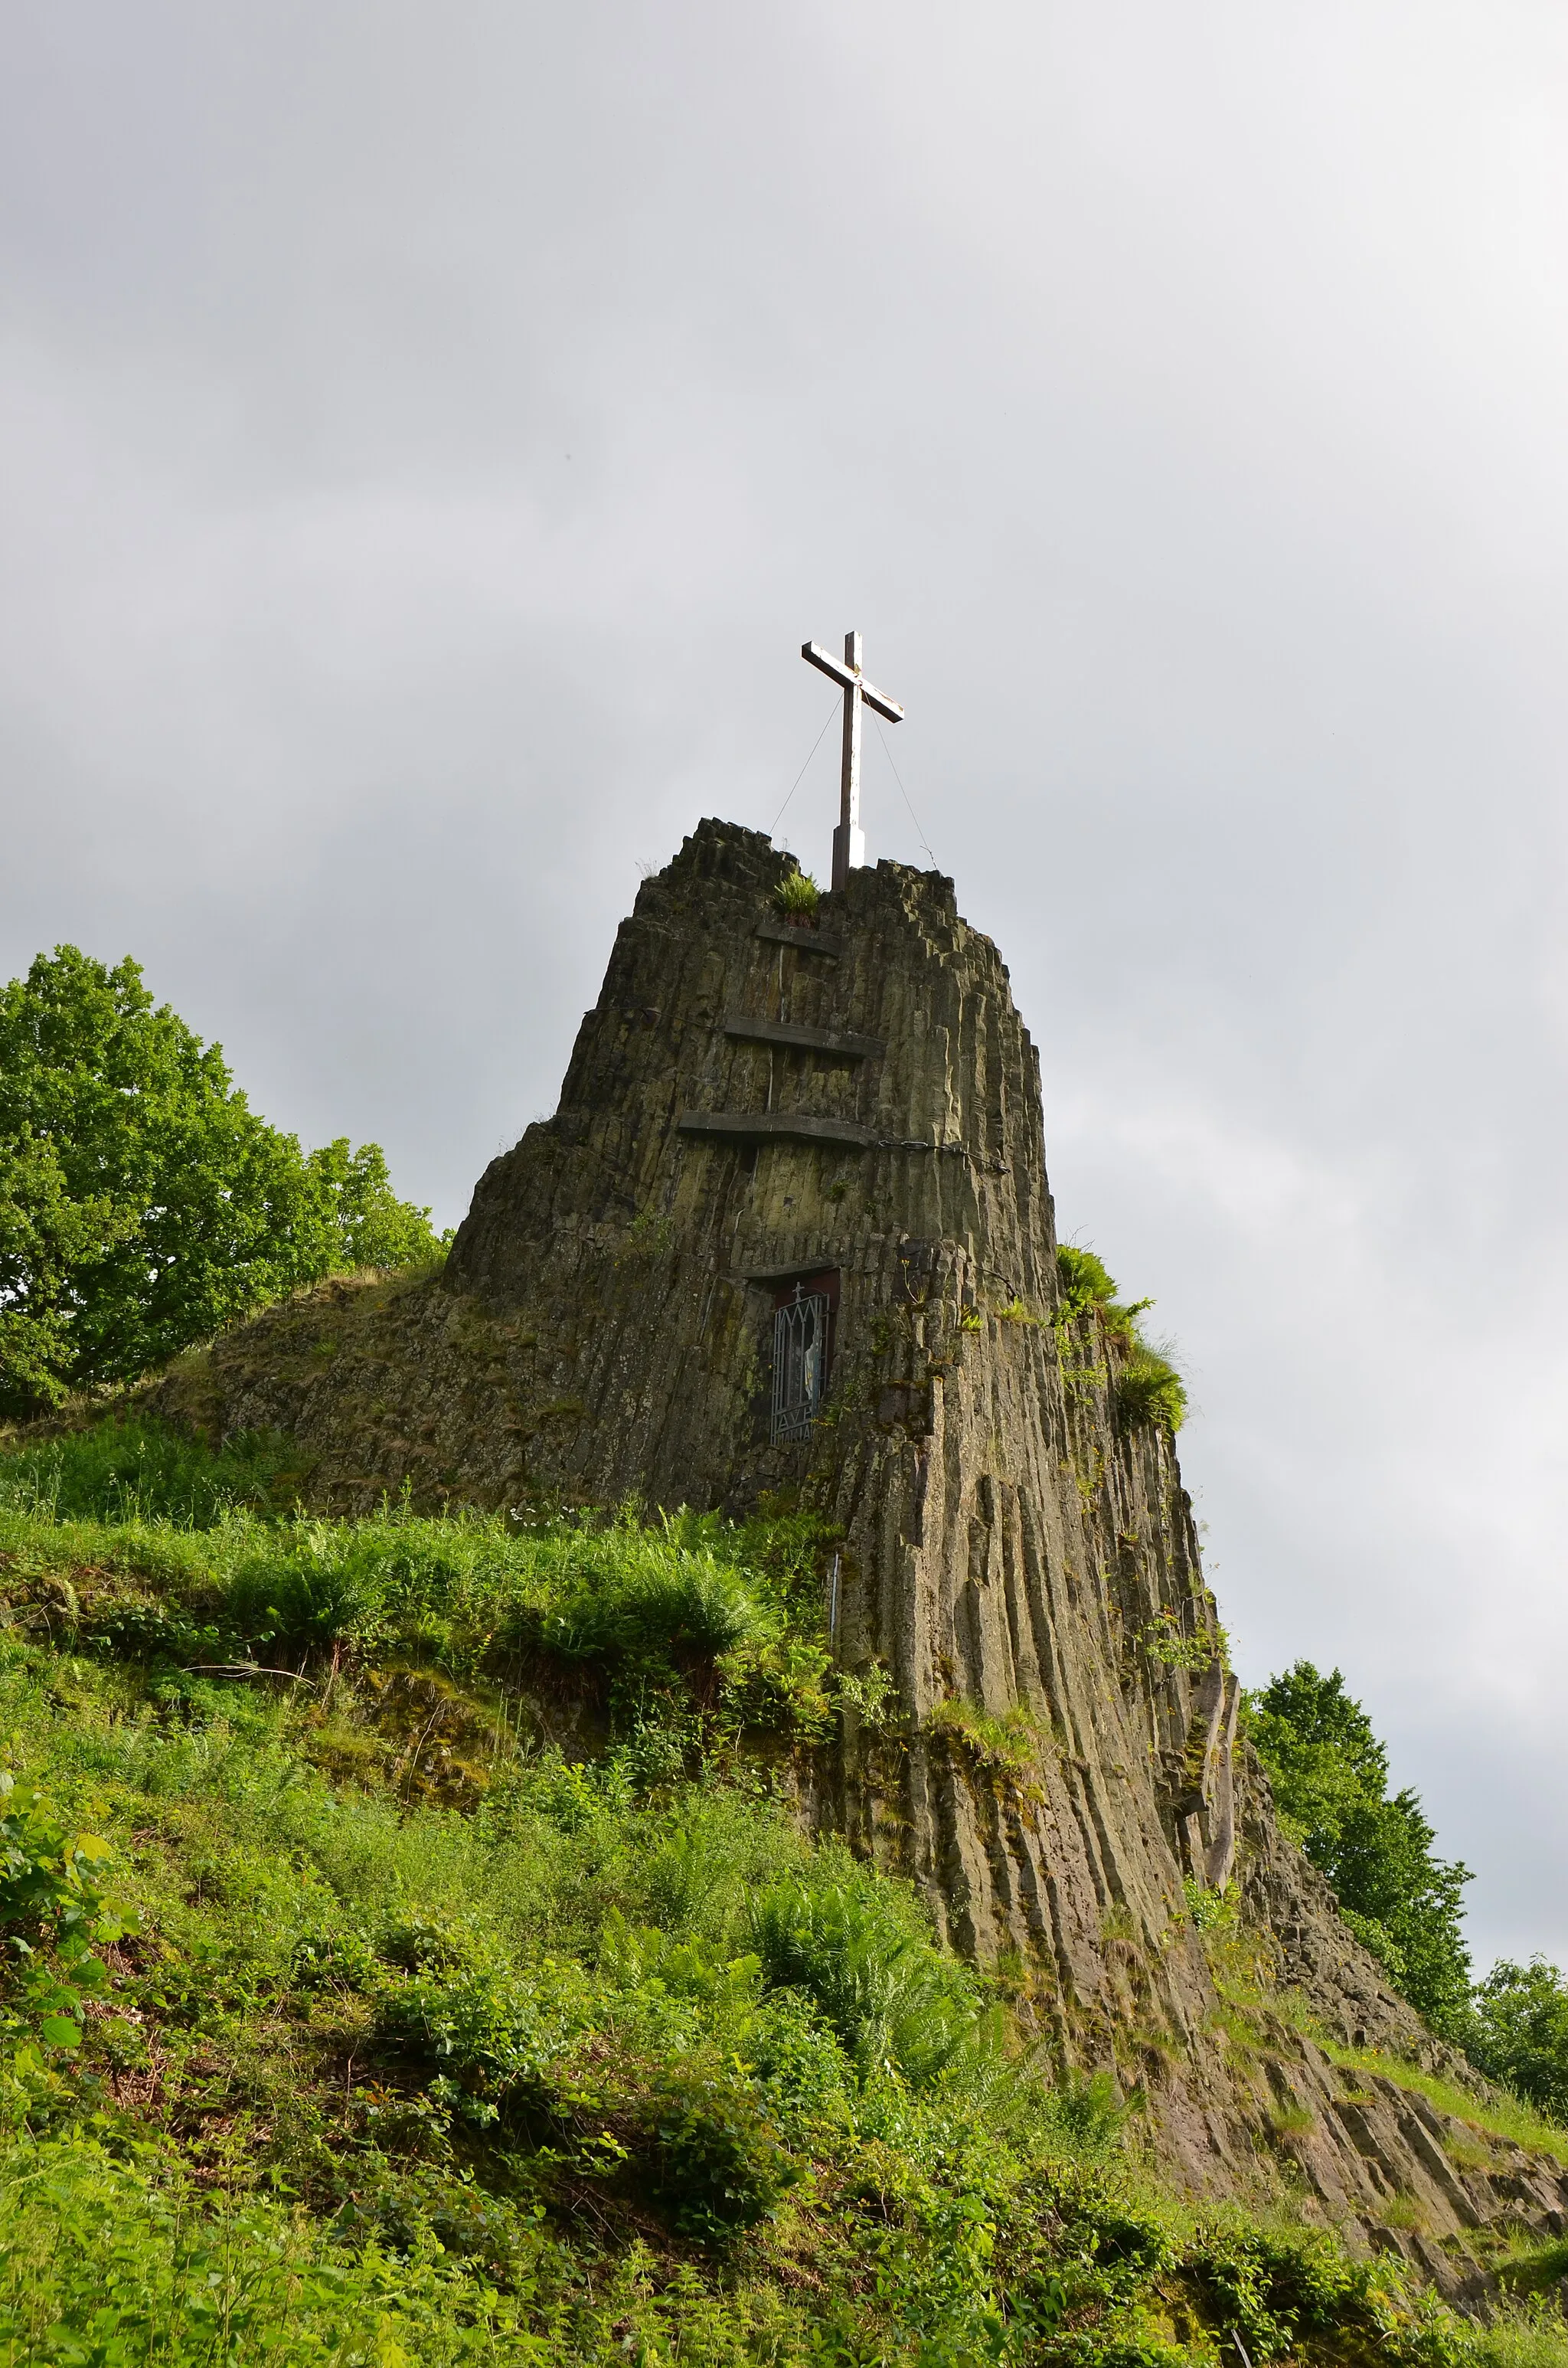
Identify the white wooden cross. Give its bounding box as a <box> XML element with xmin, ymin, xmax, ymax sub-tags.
<box><xmin>801</xmin><ymin>630</ymin><xmax>903</xmax><ymax>891</ymax></box>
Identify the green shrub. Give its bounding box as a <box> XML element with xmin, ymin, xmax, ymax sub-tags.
<box><xmin>368</xmin><ymin>1912</ymin><xmax>796</xmax><ymax>2240</ymax></box>
<box><xmin>624</xmin><ymin>1799</ymin><xmax>808</xmax><ymax>1947</ymax></box>
<box><xmin>1143</xmin><ymin>1611</ymin><xmax>1224</xmax><ymax>1671</ymax></box>
<box><xmin>1182</xmin><ymin>2219</ymin><xmax>1364</xmax><ymax>2358</ymax></box>
<box><xmin>744</xmin><ymin>1986</ymin><xmax>857</xmax><ymax>2128</ymax></box>
<box><xmin>0</xmin><ymin>1771</ymin><xmax>136</xmax><ymax>2061</ymax></box>
<box><xmin>927</xmin><ymin>1696</ymin><xmax>1042</xmax><ymax>1778</ymax></box>
<box><xmin>1182</xmin><ymin>1876</ymin><xmax>1236</xmax><ymax>1932</ymax></box>
<box><xmin>717</xmin><ymin>1630</ymin><xmax>835</xmax><ymax>1739</ymax></box>
<box><xmin>371</xmin><ymin>1951</ymin><xmax>595</xmax><ymax>2129</ymax></box>
<box><xmin>597</xmin><ymin>1912</ymin><xmax>763</xmax><ymax>2018</ymax></box>
<box><xmin>80</xmin><ymin>1594</ymin><xmax>221</xmax><ymax>1667</ymax></box>
<box><xmin>1497</xmin><ymin>2236</ymin><xmax>1568</xmax><ymax>2298</ymax></box>
<box><xmin>1051</xmin><ymin>2167</ymin><xmax>1174</xmax><ymax>2277</ymax></box>
<box><xmin>636</xmin><ymin>2066</ymin><xmax>799</xmax><ymax>2239</ymax></box>
<box><xmin>610</xmin><ymin>1561</ymin><xmax>769</xmax><ymax>1660</ymax></box>
<box><xmin>1039</xmin><ymin>2066</ymin><xmax>1128</xmax><ymax>2156</ymax></box>
<box><xmin>0</xmin><ymin>2134</ymin><xmax>549</xmax><ymax>2364</ymax></box>
<box><xmin>1469</xmin><ymin>2308</ymin><xmax>1568</xmax><ymax>2366</ymax></box>
<box><xmin>219</xmin><ymin>1511</ymin><xmax>518</xmax><ymax>1661</ymax></box>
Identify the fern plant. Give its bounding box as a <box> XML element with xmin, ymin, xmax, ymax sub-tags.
<box><xmin>927</xmin><ymin>1696</ymin><xmax>1043</xmax><ymax>1781</ymax></box>
<box><xmin>773</xmin><ymin>865</ymin><xmax>820</xmax><ymax>917</ymax></box>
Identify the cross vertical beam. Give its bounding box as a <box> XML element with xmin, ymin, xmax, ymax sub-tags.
<box><xmin>836</xmin><ymin>630</ymin><xmax>864</xmax><ymax>891</ymax></box>
<box><xmin>800</xmin><ymin>630</ymin><xmax>903</xmax><ymax>892</ymax></box>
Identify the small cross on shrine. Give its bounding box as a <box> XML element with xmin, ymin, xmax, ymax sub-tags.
<box><xmin>801</xmin><ymin>630</ymin><xmax>904</xmax><ymax>891</ymax></box>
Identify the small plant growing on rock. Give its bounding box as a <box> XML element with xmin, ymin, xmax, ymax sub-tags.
<box><xmin>1114</xmin><ymin>1345</ymin><xmax>1187</xmax><ymax>1437</ymax></box>
<box><xmin>773</xmin><ymin>865</ymin><xmax>820</xmax><ymax>917</ymax></box>
<box><xmin>1266</xmin><ymin>2096</ymin><xmax>1317</xmax><ymax>2142</ymax></box>
<box><xmin>835</xmin><ymin>1660</ymin><xmax>897</xmax><ymax>1728</ymax></box>
<box><xmin>1101</xmin><ymin>1902</ymin><xmax>1142</xmax><ymax>1950</ymax></box>
<box><xmin>1054</xmin><ymin>1245</ymin><xmax>1187</xmax><ymax>1432</ymax></box>
<box><xmin>1054</xmin><ymin>1243</ymin><xmax>1121</xmax><ymax>1317</ymax></box>
<box><xmin>616</xmin><ymin>1208</ymin><xmax>675</xmax><ymax>1264</ymax></box>
<box><xmin>1142</xmin><ymin>1607</ymin><xmax>1225</xmax><ymax>1671</ymax></box>
<box><xmin>927</xmin><ymin>1696</ymin><xmax>1044</xmax><ymax>1783</ymax></box>
<box><xmin>1182</xmin><ymin>1876</ymin><xmax>1237</xmax><ymax>1932</ymax></box>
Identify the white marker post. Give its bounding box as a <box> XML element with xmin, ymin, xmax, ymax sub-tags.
<box><xmin>801</xmin><ymin>631</ymin><xmax>904</xmax><ymax>891</ymax></box>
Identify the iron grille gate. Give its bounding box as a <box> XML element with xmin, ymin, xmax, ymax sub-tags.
<box><xmin>771</xmin><ymin>1285</ymin><xmax>831</xmax><ymax>1444</ymax></box>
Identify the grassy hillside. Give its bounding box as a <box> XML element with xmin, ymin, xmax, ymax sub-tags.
<box><xmin>0</xmin><ymin>1417</ymin><xmax>1563</xmax><ymax>2366</ymax></box>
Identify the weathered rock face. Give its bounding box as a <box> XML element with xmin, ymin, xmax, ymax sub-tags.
<box><xmin>155</xmin><ymin>819</ymin><xmax>1568</xmax><ymax>2278</ymax></box>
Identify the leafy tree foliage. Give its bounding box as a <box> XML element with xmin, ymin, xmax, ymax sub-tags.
<box><xmin>1468</xmin><ymin>1958</ymin><xmax>1568</xmax><ymax>2123</ymax></box>
<box><xmin>0</xmin><ymin>947</ymin><xmax>447</xmax><ymax>1416</ymax></box>
<box><xmin>1247</xmin><ymin>1661</ymin><xmax>1473</xmax><ymax>2039</ymax></box>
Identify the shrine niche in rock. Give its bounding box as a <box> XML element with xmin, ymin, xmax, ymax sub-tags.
<box><xmin>154</xmin><ymin>812</ymin><xmax>1568</xmax><ymax>2275</ymax></box>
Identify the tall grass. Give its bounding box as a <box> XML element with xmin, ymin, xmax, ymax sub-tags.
<box><xmin>0</xmin><ymin>1440</ymin><xmax>799</xmax><ymax>1683</ymax></box>
<box><xmin>0</xmin><ymin>1415</ymin><xmax>304</xmax><ymax>1527</ymax></box>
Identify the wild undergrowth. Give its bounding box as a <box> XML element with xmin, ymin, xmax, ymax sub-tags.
<box><xmin>0</xmin><ymin>1418</ymin><xmax>1559</xmax><ymax>2365</ymax></box>
<box><xmin>0</xmin><ymin>1415</ymin><xmax>847</xmax><ymax>1768</ymax></box>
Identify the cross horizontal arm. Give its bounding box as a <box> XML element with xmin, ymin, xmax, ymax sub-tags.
<box><xmin>801</xmin><ymin>639</ymin><xmax>856</xmax><ymax>691</ymax></box>
<box><xmin>800</xmin><ymin>640</ymin><xmax>903</xmax><ymax>723</ymax></box>
<box><xmin>860</xmin><ymin>679</ymin><xmax>903</xmax><ymax>724</ymax></box>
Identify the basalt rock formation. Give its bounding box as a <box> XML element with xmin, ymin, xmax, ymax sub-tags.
<box><xmin>155</xmin><ymin>819</ymin><xmax>1568</xmax><ymax>2285</ymax></box>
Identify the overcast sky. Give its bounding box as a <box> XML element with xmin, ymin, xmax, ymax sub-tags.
<box><xmin>4</xmin><ymin>1</ymin><xmax>1567</xmax><ymax>1969</ymax></box>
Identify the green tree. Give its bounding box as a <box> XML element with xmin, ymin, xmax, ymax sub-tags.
<box><xmin>1247</xmin><ymin>1662</ymin><xmax>1473</xmax><ymax>2039</ymax></box>
<box><xmin>0</xmin><ymin>947</ymin><xmax>447</xmax><ymax>1416</ymax></box>
<box><xmin>1468</xmin><ymin>1957</ymin><xmax>1568</xmax><ymax>2122</ymax></box>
